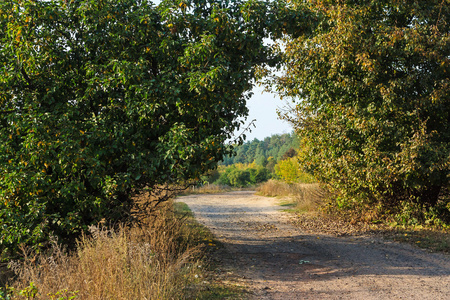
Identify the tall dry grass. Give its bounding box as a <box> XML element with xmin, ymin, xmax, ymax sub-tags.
<box><xmin>5</xmin><ymin>201</ymin><xmax>202</xmax><ymax>299</ymax></box>
<box><xmin>257</xmin><ymin>179</ymin><xmax>328</xmax><ymax>212</ymax></box>
<box><xmin>180</xmin><ymin>183</ymin><xmax>233</xmax><ymax>195</ymax></box>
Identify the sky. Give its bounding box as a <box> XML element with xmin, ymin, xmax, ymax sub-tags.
<box><xmin>235</xmin><ymin>85</ymin><xmax>293</xmax><ymax>142</ymax></box>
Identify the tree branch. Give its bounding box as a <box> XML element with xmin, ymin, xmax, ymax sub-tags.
<box><xmin>0</xmin><ymin>109</ymin><xmax>15</xmax><ymax>115</ymax></box>
<box><xmin>21</xmin><ymin>67</ymin><xmax>33</xmax><ymax>88</ymax></box>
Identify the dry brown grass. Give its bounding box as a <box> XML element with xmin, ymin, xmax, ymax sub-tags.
<box><xmin>180</xmin><ymin>183</ymin><xmax>233</xmax><ymax>195</ymax></box>
<box><xmin>5</xmin><ymin>201</ymin><xmax>202</xmax><ymax>299</ymax></box>
<box><xmin>257</xmin><ymin>179</ymin><xmax>327</xmax><ymax>212</ymax></box>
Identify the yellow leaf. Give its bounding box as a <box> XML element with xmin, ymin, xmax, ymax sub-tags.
<box><xmin>15</xmin><ymin>29</ymin><xmax>21</xmax><ymax>42</ymax></box>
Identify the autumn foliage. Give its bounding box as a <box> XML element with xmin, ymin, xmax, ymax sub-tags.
<box><xmin>275</xmin><ymin>0</ymin><xmax>449</xmax><ymax>222</ymax></box>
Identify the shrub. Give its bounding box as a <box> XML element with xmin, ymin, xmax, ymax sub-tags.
<box><xmin>276</xmin><ymin>0</ymin><xmax>449</xmax><ymax>219</ymax></box>
<box><xmin>0</xmin><ymin>0</ymin><xmax>274</xmax><ymax>257</ymax></box>
<box><xmin>216</xmin><ymin>164</ymin><xmax>271</xmax><ymax>187</ymax></box>
<box><xmin>274</xmin><ymin>157</ymin><xmax>316</xmax><ymax>184</ymax></box>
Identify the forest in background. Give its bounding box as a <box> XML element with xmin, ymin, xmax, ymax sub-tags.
<box><xmin>222</xmin><ymin>132</ymin><xmax>299</xmax><ymax>166</ymax></box>
<box><xmin>202</xmin><ymin>132</ymin><xmax>315</xmax><ymax>187</ymax></box>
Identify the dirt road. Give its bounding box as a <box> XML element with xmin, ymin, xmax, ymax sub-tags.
<box><xmin>178</xmin><ymin>191</ymin><xmax>450</xmax><ymax>299</ymax></box>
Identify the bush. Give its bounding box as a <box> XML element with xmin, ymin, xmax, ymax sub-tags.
<box><xmin>0</xmin><ymin>0</ymin><xmax>273</xmax><ymax>257</ymax></box>
<box><xmin>274</xmin><ymin>157</ymin><xmax>316</xmax><ymax>184</ymax></box>
<box><xmin>216</xmin><ymin>164</ymin><xmax>271</xmax><ymax>187</ymax></box>
<box><xmin>276</xmin><ymin>1</ymin><xmax>449</xmax><ymax>220</ymax></box>
<box><xmin>228</xmin><ymin>169</ymin><xmax>251</xmax><ymax>188</ymax></box>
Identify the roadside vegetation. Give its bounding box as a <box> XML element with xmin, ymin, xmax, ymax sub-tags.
<box><xmin>258</xmin><ymin>178</ymin><xmax>450</xmax><ymax>253</ymax></box>
<box><xmin>271</xmin><ymin>0</ymin><xmax>449</xmax><ymax>235</ymax></box>
<box><xmin>0</xmin><ymin>0</ymin><xmax>282</xmax><ymax>262</ymax></box>
<box><xmin>1</xmin><ymin>197</ymin><xmax>247</xmax><ymax>299</ymax></box>
<box><xmin>186</xmin><ymin>133</ymin><xmax>306</xmax><ymax>191</ymax></box>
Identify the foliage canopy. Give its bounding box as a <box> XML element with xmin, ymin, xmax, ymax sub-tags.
<box><xmin>276</xmin><ymin>0</ymin><xmax>449</xmax><ymax>214</ymax></box>
<box><xmin>0</xmin><ymin>0</ymin><xmax>280</xmax><ymax>256</ymax></box>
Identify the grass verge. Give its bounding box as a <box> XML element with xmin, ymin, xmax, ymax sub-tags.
<box><xmin>178</xmin><ymin>184</ymin><xmax>233</xmax><ymax>196</ymax></box>
<box><xmin>257</xmin><ymin>179</ymin><xmax>326</xmax><ymax>214</ymax></box>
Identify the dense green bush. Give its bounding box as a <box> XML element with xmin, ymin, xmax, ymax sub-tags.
<box><xmin>216</xmin><ymin>164</ymin><xmax>271</xmax><ymax>187</ymax></box>
<box><xmin>276</xmin><ymin>0</ymin><xmax>449</xmax><ymax>220</ymax></box>
<box><xmin>0</xmin><ymin>0</ymin><xmax>278</xmax><ymax>258</ymax></box>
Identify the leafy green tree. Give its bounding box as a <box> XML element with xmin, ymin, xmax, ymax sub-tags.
<box><xmin>0</xmin><ymin>0</ymin><xmax>278</xmax><ymax>256</ymax></box>
<box><xmin>276</xmin><ymin>1</ymin><xmax>449</xmax><ymax>211</ymax></box>
<box><xmin>228</xmin><ymin>169</ymin><xmax>252</xmax><ymax>187</ymax></box>
<box><xmin>255</xmin><ymin>145</ymin><xmax>267</xmax><ymax>166</ymax></box>
<box><xmin>274</xmin><ymin>157</ymin><xmax>315</xmax><ymax>184</ymax></box>
<box><xmin>250</xmin><ymin>166</ymin><xmax>271</xmax><ymax>183</ymax></box>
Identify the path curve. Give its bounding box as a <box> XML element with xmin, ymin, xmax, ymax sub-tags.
<box><xmin>178</xmin><ymin>191</ymin><xmax>450</xmax><ymax>299</ymax></box>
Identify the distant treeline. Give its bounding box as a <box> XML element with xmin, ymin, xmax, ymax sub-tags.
<box><xmin>221</xmin><ymin>132</ymin><xmax>299</xmax><ymax>167</ymax></box>
<box><xmin>203</xmin><ymin>132</ymin><xmax>313</xmax><ymax>187</ymax></box>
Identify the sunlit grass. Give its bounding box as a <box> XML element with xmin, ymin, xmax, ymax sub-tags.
<box><xmin>178</xmin><ymin>184</ymin><xmax>234</xmax><ymax>195</ymax></box>
<box><xmin>257</xmin><ymin>179</ymin><xmax>327</xmax><ymax>213</ymax></box>
<box><xmin>2</xmin><ymin>199</ymin><xmax>219</xmax><ymax>299</ymax></box>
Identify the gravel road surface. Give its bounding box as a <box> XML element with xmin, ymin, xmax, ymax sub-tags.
<box><xmin>178</xmin><ymin>191</ymin><xmax>450</xmax><ymax>299</ymax></box>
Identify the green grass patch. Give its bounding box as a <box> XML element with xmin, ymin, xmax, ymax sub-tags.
<box><xmin>278</xmin><ymin>200</ymin><xmax>296</xmax><ymax>207</ymax></box>
<box><xmin>173</xmin><ymin>201</ymin><xmax>217</xmax><ymax>249</ymax></box>
<box><xmin>173</xmin><ymin>201</ymin><xmax>194</xmax><ymax>217</ymax></box>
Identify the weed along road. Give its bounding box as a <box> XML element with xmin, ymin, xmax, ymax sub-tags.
<box><xmin>178</xmin><ymin>191</ymin><xmax>450</xmax><ymax>300</ymax></box>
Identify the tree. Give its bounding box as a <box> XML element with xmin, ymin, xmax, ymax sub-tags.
<box><xmin>274</xmin><ymin>156</ymin><xmax>315</xmax><ymax>184</ymax></box>
<box><xmin>276</xmin><ymin>1</ymin><xmax>449</xmax><ymax>212</ymax></box>
<box><xmin>250</xmin><ymin>166</ymin><xmax>271</xmax><ymax>183</ymax></box>
<box><xmin>280</xmin><ymin>147</ymin><xmax>297</xmax><ymax>161</ymax></box>
<box><xmin>0</xmin><ymin>0</ymin><xmax>278</xmax><ymax>256</ymax></box>
<box><xmin>228</xmin><ymin>168</ymin><xmax>252</xmax><ymax>187</ymax></box>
